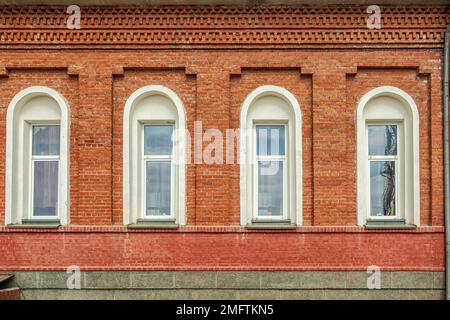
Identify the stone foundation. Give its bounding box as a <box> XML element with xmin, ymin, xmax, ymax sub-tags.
<box><xmin>11</xmin><ymin>271</ymin><xmax>445</xmax><ymax>300</ymax></box>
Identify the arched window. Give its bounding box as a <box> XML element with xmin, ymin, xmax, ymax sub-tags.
<box><xmin>6</xmin><ymin>86</ymin><xmax>70</xmax><ymax>226</ymax></box>
<box><xmin>356</xmin><ymin>86</ymin><xmax>420</xmax><ymax>228</ymax></box>
<box><xmin>123</xmin><ymin>85</ymin><xmax>186</xmax><ymax>227</ymax></box>
<box><xmin>240</xmin><ymin>85</ymin><xmax>302</xmax><ymax>227</ymax></box>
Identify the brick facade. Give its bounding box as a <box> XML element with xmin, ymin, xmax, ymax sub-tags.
<box><xmin>0</xmin><ymin>5</ymin><xmax>449</xmax><ymax>298</ymax></box>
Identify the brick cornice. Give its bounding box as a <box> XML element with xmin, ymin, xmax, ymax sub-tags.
<box><xmin>0</xmin><ymin>6</ymin><xmax>449</xmax><ymax>49</ymax></box>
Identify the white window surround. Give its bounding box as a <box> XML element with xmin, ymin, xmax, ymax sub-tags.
<box><xmin>240</xmin><ymin>85</ymin><xmax>302</xmax><ymax>226</ymax></box>
<box><xmin>5</xmin><ymin>86</ymin><xmax>70</xmax><ymax>225</ymax></box>
<box><xmin>123</xmin><ymin>85</ymin><xmax>186</xmax><ymax>225</ymax></box>
<box><xmin>356</xmin><ymin>86</ymin><xmax>420</xmax><ymax>227</ymax></box>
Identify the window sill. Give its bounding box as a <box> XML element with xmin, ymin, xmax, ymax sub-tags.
<box><xmin>364</xmin><ymin>219</ymin><xmax>417</xmax><ymax>230</ymax></box>
<box><xmin>7</xmin><ymin>219</ymin><xmax>61</xmax><ymax>229</ymax></box>
<box><xmin>246</xmin><ymin>221</ymin><xmax>297</xmax><ymax>230</ymax></box>
<box><xmin>127</xmin><ymin>219</ymin><xmax>179</xmax><ymax>229</ymax></box>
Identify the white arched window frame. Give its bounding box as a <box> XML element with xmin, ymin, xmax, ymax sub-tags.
<box><xmin>5</xmin><ymin>86</ymin><xmax>70</xmax><ymax>225</ymax></box>
<box><xmin>123</xmin><ymin>85</ymin><xmax>186</xmax><ymax>226</ymax></box>
<box><xmin>356</xmin><ymin>86</ymin><xmax>420</xmax><ymax>227</ymax></box>
<box><xmin>240</xmin><ymin>85</ymin><xmax>302</xmax><ymax>226</ymax></box>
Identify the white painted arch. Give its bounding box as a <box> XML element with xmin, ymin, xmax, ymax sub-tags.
<box><xmin>239</xmin><ymin>85</ymin><xmax>303</xmax><ymax>226</ymax></box>
<box><xmin>5</xmin><ymin>86</ymin><xmax>70</xmax><ymax>225</ymax></box>
<box><xmin>356</xmin><ymin>85</ymin><xmax>420</xmax><ymax>226</ymax></box>
<box><xmin>123</xmin><ymin>85</ymin><xmax>187</xmax><ymax>225</ymax></box>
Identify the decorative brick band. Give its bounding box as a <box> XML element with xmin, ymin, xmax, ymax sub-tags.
<box><xmin>0</xmin><ymin>226</ymin><xmax>444</xmax><ymax>234</ymax></box>
<box><xmin>2</xmin><ymin>266</ymin><xmax>445</xmax><ymax>271</ymax></box>
<box><xmin>0</xmin><ymin>6</ymin><xmax>448</xmax><ymax>29</ymax></box>
<box><xmin>0</xmin><ymin>6</ymin><xmax>448</xmax><ymax>49</ymax></box>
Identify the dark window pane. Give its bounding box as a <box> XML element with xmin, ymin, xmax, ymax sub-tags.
<box><xmin>32</xmin><ymin>126</ymin><xmax>60</xmax><ymax>156</ymax></box>
<box><xmin>370</xmin><ymin>161</ymin><xmax>396</xmax><ymax>216</ymax></box>
<box><xmin>258</xmin><ymin>160</ymin><xmax>283</xmax><ymax>217</ymax></box>
<box><xmin>33</xmin><ymin>161</ymin><xmax>58</xmax><ymax>216</ymax></box>
<box><xmin>146</xmin><ymin>161</ymin><xmax>171</xmax><ymax>216</ymax></box>
<box><xmin>144</xmin><ymin>125</ymin><xmax>173</xmax><ymax>156</ymax></box>
<box><xmin>368</xmin><ymin>125</ymin><xmax>397</xmax><ymax>156</ymax></box>
<box><xmin>256</xmin><ymin>125</ymin><xmax>285</xmax><ymax>156</ymax></box>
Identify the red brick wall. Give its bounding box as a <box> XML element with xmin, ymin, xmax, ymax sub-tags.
<box><xmin>0</xmin><ymin>5</ymin><xmax>448</xmax><ymax>271</ymax></box>
<box><xmin>0</xmin><ymin>226</ymin><xmax>444</xmax><ymax>271</ymax></box>
<box><xmin>0</xmin><ymin>287</ymin><xmax>20</xmax><ymax>300</ymax></box>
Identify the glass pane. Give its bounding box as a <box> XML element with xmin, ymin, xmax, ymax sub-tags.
<box><xmin>256</xmin><ymin>125</ymin><xmax>285</xmax><ymax>156</ymax></box>
<box><xmin>33</xmin><ymin>161</ymin><xmax>58</xmax><ymax>216</ymax></box>
<box><xmin>32</xmin><ymin>126</ymin><xmax>60</xmax><ymax>156</ymax></box>
<box><xmin>370</xmin><ymin>161</ymin><xmax>396</xmax><ymax>217</ymax></box>
<box><xmin>257</xmin><ymin>160</ymin><xmax>283</xmax><ymax>217</ymax></box>
<box><xmin>146</xmin><ymin>161</ymin><xmax>171</xmax><ymax>216</ymax></box>
<box><xmin>144</xmin><ymin>125</ymin><xmax>173</xmax><ymax>156</ymax></box>
<box><xmin>368</xmin><ymin>125</ymin><xmax>397</xmax><ymax>156</ymax></box>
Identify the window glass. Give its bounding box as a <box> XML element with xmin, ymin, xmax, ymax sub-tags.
<box><xmin>144</xmin><ymin>125</ymin><xmax>173</xmax><ymax>156</ymax></box>
<box><xmin>370</xmin><ymin>161</ymin><xmax>396</xmax><ymax>216</ymax></box>
<box><xmin>32</xmin><ymin>126</ymin><xmax>60</xmax><ymax>156</ymax></box>
<box><xmin>146</xmin><ymin>161</ymin><xmax>171</xmax><ymax>216</ymax></box>
<box><xmin>368</xmin><ymin>125</ymin><xmax>397</xmax><ymax>156</ymax></box>
<box><xmin>33</xmin><ymin>161</ymin><xmax>59</xmax><ymax>216</ymax></box>
<box><xmin>257</xmin><ymin>160</ymin><xmax>283</xmax><ymax>217</ymax></box>
<box><xmin>256</xmin><ymin>125</ymin><xmax>285</xmax><ymax>156</ymax></box>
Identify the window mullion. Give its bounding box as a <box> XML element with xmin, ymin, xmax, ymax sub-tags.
<box><xmin>144</xmin><ymin>155</ymin><xmax>172</xmax><ymax>160</ymax></box>
<box><xmin>31</xmin><ymin>155</ymin><xmax>60</xmax><ymax>161</ymax></box>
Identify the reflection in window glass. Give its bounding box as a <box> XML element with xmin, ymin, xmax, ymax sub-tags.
<box><xmin>146</xmin><ymin>161</ymin><xmax>171</xmax><ymax>216</ymax></box>
<box><xmin>368</xmin><ymin>125</ymin><xmax>397</xmax><ymax>156</ymax></box>
<box><xmin>370</xmin><ymin>161</ymin><xmax>396</xmax><ymax>216</ymax></box>
<box><xmin>33</xmin><ymin>161</ymin><xmax>59</xmax><ymax>216</ymax></box>
<box><xmin>257</xmin><ymin>160</ymin><xmax>283</xmax><ymax>217</ymax></box>
<box><xmin>144</xmin><ymin>125</ymin><xmax>173</xmax><ymax>156</ymax></box>
<box><xmin>32</xmin><ymin>126</ymin><xmax>60</xmax><ymax>156</ymax></box>
<box><xmin>256</xmin><ymin>125</ymin><xmax>285</xmax><ymax>156</ymax></box>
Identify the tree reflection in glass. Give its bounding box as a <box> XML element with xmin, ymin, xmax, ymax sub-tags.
<box><xmin>368</xmin><ymin>125</ymin><xmax>397</xmax><ymax>217</ymax></box>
